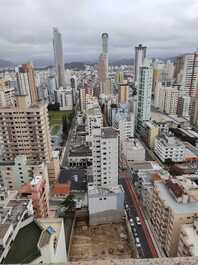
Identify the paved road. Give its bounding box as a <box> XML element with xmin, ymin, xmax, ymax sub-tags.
<box><xmin>119</xmin><ymin>171</ymin><xmax>158</xmax><ymax>258</ymax></box>
<box><xmin>61</xmin><ymin>102</ymin><xmax>78</xmax><ymax>167</ymax></box>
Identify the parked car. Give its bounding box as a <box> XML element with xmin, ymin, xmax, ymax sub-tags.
<box><xmin>136</xmin><ymin>216</ymin><xmax>141</xmax><ymax>225</ymax></box>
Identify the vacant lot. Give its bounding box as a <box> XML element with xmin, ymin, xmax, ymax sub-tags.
<box><xmin>49</xmin><ymin>111</ymin><xmax>71</xmax><ymax>135</ymax></box>
<box><xmin>69</xmin><ymin>221</ymin><xmax>133</xmax><ymax>261</ymax></box>
<box><xmin>49</xmin><ymin>111</ymin><xmax>71</xmax><ymax>127</ymax></box>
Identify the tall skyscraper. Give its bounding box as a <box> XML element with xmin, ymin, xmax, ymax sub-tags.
<box><xmin>135</xmin><ymin>44</ymin><xmax>147</xmax><ymax>83</ymax></box>
<box><xmin>102</xmin><ymin>32</ymin><xmax>108</xmax><ymax>54</ymax></box>
<box><xmin>175</xmin><ymin>50</ymin><xmax>198</xmax><ymax>97</ymax></box>
<box><xmin>98</xmin><ymin>33</ymin><xmax>109</xmax><ymax>95</ymax></box>
<box><xmin>136</xmin><ymin>60</ymin><xmax>153</xmax><ymax>130</ymax></box>
<box><xmin>53</xmin><ymin>27</ymin><xmax>66</xmax><ymax>88</ymax></box>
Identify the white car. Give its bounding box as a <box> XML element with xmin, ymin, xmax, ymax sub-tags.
<box><xmin>136</xmin><ymin>242</ymin><xmax>141</xmax><ymax>248</ymax></box>
<box><xmin>130</xmin><ymin>219</ymin><xmax>134</xmax><ymax>226</ymax></box>
<box><xmin>135</xmin><ymin>237</ymin><xmax>140</xmax><ymax>244</ymax></box>
<box><xmin>136</xmin><ymin>216</ymin><xmax>141</xmax><ymax>225</ymax></box>
<box><xmin>125</xmin><ymin>204</ymin><xmax>129</xmax><ymax>209</ymax></box>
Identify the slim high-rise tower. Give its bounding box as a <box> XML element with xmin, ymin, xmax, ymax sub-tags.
<box><xmin>53</xmin><ymin>27</ymin><xmax>66</xmax><ymax>88</ymax></box>
<box><xmin>136</xmin><ymin>60</ymin><xmax>153</xmax><ymax>131</ymax></box>
<box><xmin>135</xmin><ymin>44</ymin><xmax>147</xmax><ymax>83</ymax></box>
<box><xmin>102</xmin><ymin>32</ymin><xmax>108</xmax><ymax>54</ymax></box>
<box><xmin>98</xmin><ymin>33</ymin><xmax>109</xmax><ymax>94</ymax></box>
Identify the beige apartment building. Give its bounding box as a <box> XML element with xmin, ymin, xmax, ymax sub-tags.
<box><xmin>150</xmin><ymin>178</ymin><xmax>198</xmax><ymax>257</ymax></box>
<box><xmin>118</xmin><ymin>81</ymin><xmax>129</xmax><ymax>104</ymax></box>
<box><xmin>0</xmin><ymin>63</ymin><xmax>60</xmax><ymax>184</ymax></box>
<box><xmin>177</xmin><ymin>221</ymin><xmax>198</xmax><ymax>257</ymax></box>
<box><xmin>0</xmin><ymin>99</ymin><xmax>52</xmax><ymax>163</ymax></box>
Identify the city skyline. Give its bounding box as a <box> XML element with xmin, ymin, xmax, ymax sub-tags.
<box><xmin>0</xmin><ymin>0</ymin><xmax>198</xmax><ymax>63</ymax></box>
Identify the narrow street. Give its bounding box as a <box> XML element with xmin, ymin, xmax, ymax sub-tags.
<box><xmin>119</xmin><ymin>170</ymin><xmax>158</xmax><ymax>258</ymax></box>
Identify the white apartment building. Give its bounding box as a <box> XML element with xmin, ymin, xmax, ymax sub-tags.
<box><xmin>122</xmin><ymin>138</ymin><xmax>145</xmax><ymax>161</ymax></box>
<box><xmin>91</xmin><ymin>127</ymin><xmax>119</xmax><ymax>189</ymax></box>
<box><xmin>177</xmin><ymin>96</ymin><xmax>191</xmax><ymax>118</ymax></box>
<box><xmin>178</xmin><ymin>51</ymin><xmax>198</xmax><ymax>97</ymax></box>
<box><xmin>88</xmin><ymin>185</ymin><xmax>125</xmax><ymax>225</ymax></box>
<box><xmin>137</xmin><ymin>60</ymin><xmax>153</xmax><ymax>130</ymax></box>
<box><xmin>79</xmin><ymin>87</ymin><xmax>86</xmax><ymax>112</ymax></box>
<box><xmin>88</xmin><ymin>127</ymin><xmax>124</xmax><ymax>225</ymax></box>
<box><xmin>55</xmin><ymin>87</ymin><xmax>73</xmax><ymax>111</ymax></box>
<box><xmin>154</xmin><ymin>83</ymin><xmax>179</xmax><ymax>115</ymax></box>
<box><xmin>164</xmin><ymin>88</ymin><xmax>178</xmax><ymax>115</ymax></box>
<box><xmin>118</xmin><ymin>117</ymin><xmax>135</xmax><ymax>144</ymax></box>
<box><xmin>154</xmin><ymin>134</ymin><xmax>185</xmax><ymax>162</ymax></box>
<box><xmin>135</xmin><ymin>44</ymin><xmax>147</xmax><ymax>83</ymax></box>
<box><xmin>0</xmin><ymin>155</ymin><xmax>48</xmax><ymax>191</ymax></box>
<box><xmin>0</xmin><ymin>80</ymin><xmax>15</xmax><ymax>107</ymax></box>
<box><xmin>86</xmin><ymin>107</ymin><xmax>103</xmax><ymax>138</ymax></box>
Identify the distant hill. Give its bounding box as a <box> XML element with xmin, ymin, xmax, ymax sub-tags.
<box><xmin>64</xmin><ymin>62</ymin><xmax>86</xmax><ymax>70</ymax></box>
<box><xmin>110</xmin><ymin>58</ymin><xmax>134</xmax><ymax>66</ymax></box>
<box><xmin>0</xmin><ymin>59</ymin><xmax>15</xmax><ymax>68</ymax></box>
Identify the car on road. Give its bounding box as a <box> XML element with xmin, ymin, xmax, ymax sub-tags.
<box><xmin>133</xmin><ymin>228</ymin><xmax>137</xmax><ymax>235</ymax></box>
<box><xmin>130</xmin><ymin>219</ymin><xmax>134</xmax><ymax>226</ymax></box>
<box><xmin>136</xmin><ymin>216</ymin><xmax>141</xmax><ymax>225</ymax></box>
<box><xmin>135</xmin><ymin>237</ymin><xmax>141</xmax><ymax>248</ymax></box>
<box><xmin>136</xmin><ymin>242</ymin><xmax>141</xmax><ymax>248</ymax></box>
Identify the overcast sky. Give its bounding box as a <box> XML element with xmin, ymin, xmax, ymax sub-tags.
<box><xmin>0</xmin><ymin>0</ymin><xmax>198</xmax><ymax>63</ymax></box>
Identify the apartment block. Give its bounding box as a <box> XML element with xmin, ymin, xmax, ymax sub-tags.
<box><xmin>177</xmin><ymin>221</ymin><xmax>198</xmax><ymax>257</ymax></box>
<box><xmin>150</xmin><ymin>178</ymin><xmax>198</xmax><ymax>256</ymax></box>
<box><xmin>91</xmin><ymin>127</ymin><xmax>119</xmax><ymax>189</ymax></box>
<box><xmin>118</xmin><ymin>81</ymin><xmax>129</xmax><ymax>104</ymax></box>
<box><xmin>144</xmin><ymin>121</ymin><xmax>160</xmax><ymax>149</ymax></box>
<box><xmin>86</xmin><ymin>106</ymin><xmax>103</xmax><ymax>138</ymax></box>
<box><xmin>0</xmin><ymin>99</ymin><xmax>52</xmax><ymax>163</ymax></box>
<box><xmin>136</xmin><ymin>61</ymin><xmax>153</xmax><ymax>131</ymax></box>
<box><xmin>19</xmin><ymin>175</ymin><xmax>49</xmax><ymax>218</ymax></box>
<box><xmin>122</xmin><ymin>138</ymin><xmax>145</xmax><ymax>161</ymax></box>
<box><xmin>88</xmin><ymin>127</ymin><xmax>124</xmax><ymax>225</ymax></box>
<box><xmin>154</xmin><ymin>134</ymin><xmax>185</xmax><ymax>163</ymax></box>
<box><xmin>0</xmin><ymin>155</ymin><xmax>48</xmax><ymax>191</ymax></box>
<box><xmin>0</xmin><ymin>187</ymin><xmax>34</xmax><ymax>263</ymax></box>
<box><xmin>0</xmin><ymin>80</ymin><xmax>15</xmax><ymax>107</ymax></box>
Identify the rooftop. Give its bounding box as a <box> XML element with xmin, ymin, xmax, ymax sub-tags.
<box><xmin>0</xmin><ymin>224</ymin><xmax>11</xmax><ymax>240</ymax></box>
<box><xmin>59</xmin><ymin>168</ymin><xmax>87</xmax><ymax>193</ymax></box>
<box><xmin>128</xmin><ymin>161</ymin><xmax>162</xmax><ymax>172</ymax></box>
<box><xmin>101</xmin><ymin>127</ymin><xmax>118</xmax><ymax>138</ymax></box>
<box><xmin>123</xmin><ymin>138</ymin><xmax>145</xmax><ymax>150</ymax></box>
<box><xmin>69</xmin><ymin>145</ymin><xmax>92</xmax><ymax>157</ymax></box>
<box><xmin>3</xmin><ymin>221</ymin><xmax>42</xmax><ymax>264</ymax></box>
<box><xmin>155</xmin><ymin>181</ymin><xmax>198</xmax><ymax>214</ymax></box>
<box><xmin>181</xmin><ymin>223</ymin><xmax>198</xmax><ymax>256</ymax></box>
<box><xmin>52</xmin><ymin>183</ymin><xmax>70</xmax><ymax>195</ymax></box>
<box><xmin>88</xmin><ymin>185</ymin><xmax>124</xmax><ymax>196</ymax></box>
<box><xmin>53</xmin><ymin>257</ymin><xmax>198</xmax><ymax>264</ymax></box>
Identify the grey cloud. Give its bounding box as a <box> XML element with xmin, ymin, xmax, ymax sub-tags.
<box><xmin>0</xmin><ymin>0</ymin><xmax>198</xmax><ymax>63</ymax></box>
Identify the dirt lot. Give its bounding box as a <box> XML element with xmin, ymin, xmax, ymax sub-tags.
<box><xmin>69</xmin><ymin>221</ymin><xmax>133</xmax><ymax>261</ymax></box>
